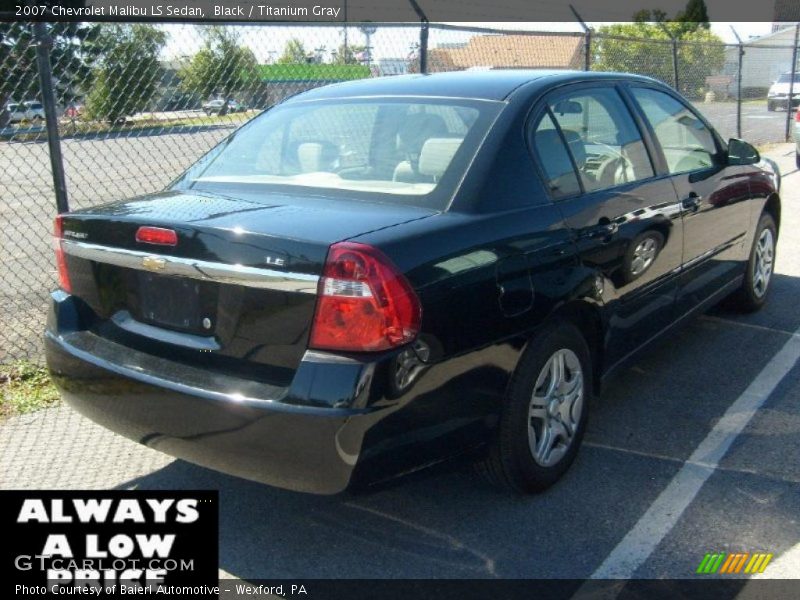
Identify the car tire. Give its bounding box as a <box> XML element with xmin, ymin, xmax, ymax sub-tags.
<box><xmin>476</xmin><ymin>320</ymin><xmax>592</xmax><ymax>493</ymax></box>
<box><xmin>796</xmin><ymin>152</ymin><xmax>800</xmax><ymax>170</ymax></box>
<box><xmin>768</xmin><ymin>101</ymin><xmax>776</xmax><ymax>112</ymax></box>
<box><xmin>729</xmin><ymin>212</ymin><xmax>777</xmax><ymax>313</ymax></box>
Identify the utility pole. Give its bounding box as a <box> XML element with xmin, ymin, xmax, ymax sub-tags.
<box><xmin>359</xmin><ymin>25</ymin><xmax>377</xmax><ymax>67</ymax></box>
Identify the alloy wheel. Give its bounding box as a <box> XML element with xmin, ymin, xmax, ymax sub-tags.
<box><xmin>527</xmin><ymin>348</ymin><xmax>584</xmax><ymax>467</ymax></box>
<box><xmin>753</xmin><ymin>228</ymin><xmax>774</xmax><ymax>298</ymax></box>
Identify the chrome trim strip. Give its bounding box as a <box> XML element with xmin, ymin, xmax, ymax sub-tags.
<box><xmin>301</xmin><ymin>350</ymin><xmax>365</xmax><ymax>365</ymax></box>
<box><xmin>287</xmin><ymin>94</ymin><xmax>507</xmax><ymax>105</ymax></box>
<box><xmin>61</xmin><ymin>240</ymin><xmax>319</xmax><ymax>294</ymax></box>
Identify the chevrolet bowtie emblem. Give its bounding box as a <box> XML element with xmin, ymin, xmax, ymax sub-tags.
<box><xmin>142</xmin><ymin>256</ymin><xmax>166</xmax><ymax>272</ymax></box>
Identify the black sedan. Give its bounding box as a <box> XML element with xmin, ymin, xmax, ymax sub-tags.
<box><xmin>46</xmin><ymin>71</ymin><xmax>781</xmax><ymax>494</ymax></box>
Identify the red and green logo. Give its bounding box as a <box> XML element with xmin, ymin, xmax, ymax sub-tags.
<box><xmin>696</xmin><ymin>552</ymin><xmax>773</xmax><ymax>574</ymax></box>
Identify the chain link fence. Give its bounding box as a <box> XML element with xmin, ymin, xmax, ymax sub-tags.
<box><xmin>2</xmin><ymin>21</ymin><xmax>799</xmax><ymax>363</ymax></box>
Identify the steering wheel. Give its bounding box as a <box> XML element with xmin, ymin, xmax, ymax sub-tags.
<box><xmin>594</xmin><ymin>142</ymin><xmax>636</xmax><ymax>186</ymax></box>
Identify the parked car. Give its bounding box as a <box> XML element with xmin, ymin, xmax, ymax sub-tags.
<box><xmin>767</xmin><ymin>72</ymin><xmax>800</xmax><ymax>111</ymax></box>
<box><xmin>163</xmin><ymin>92</ymin><xmax>199</xmax><ymax>112</ymax></box>
<box><xmin>202</xmin><ymin>98</ymin><xmax>246</xmax><ymax>115</ymax></box>
<box><xmin>5</xmin><ymin>100</ymin><xmax>45</xmax><ymax>123</ymax></box>
<box><xmin>46</xmin><ymin>71</ymin><xmax>781</xmax><ymax>494</ymax></box>
<box><xmin>63</xmin><ymin>103</ymin><xmax>84</xmax><ymax>119</ymax></box>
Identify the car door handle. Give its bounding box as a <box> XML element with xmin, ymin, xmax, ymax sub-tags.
<box><xmin>682</xmin><ymin>193</ymin><xmax>702</xmax><ymax>212</ymax></box>
<box><xmin>584</xmin><ymin>221</ymin><xmax>619</xmax><ymax>240</ymax></box>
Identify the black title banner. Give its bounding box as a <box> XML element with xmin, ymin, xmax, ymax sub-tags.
<box><xmin>0</xmin><ymin>0</ymin><xmax>797</xmax><ymax>23</ymax></box>
<box><xmin>1</xmin><ymin>490</ymin><xmax>219</xmax><ymax>598</ymax></box>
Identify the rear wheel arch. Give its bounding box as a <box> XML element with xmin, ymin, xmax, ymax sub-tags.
<box><xmin>479</xmin><ymin>313</ymin><xmax>595</xmax><ymax>492</ymax></box>
<box><xmin>551</xmin><ymin>301</ymin><xmax>604</xmax><ymax>396</ymax></box>
<box><xmin>517</xmin><ymin>300</ymin><xmax>604</xmax><ymax>397</ymax></box>
<box><xmin>763</xmin><ymin>193</ymin><xmax>781</xmax><ymax>234</ymax></box>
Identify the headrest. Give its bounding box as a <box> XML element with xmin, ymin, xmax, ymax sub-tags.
<box><xmin>534</xmin><ymin>128</ymin><xmax>585</xmax><ymax>173</ymax></box>
<box><xmin>534</xmin><ymin>129</ymin><xmax>578</xmax><ymax>182</ymax></box>
<box><xmin>418</xmin><ymin>138</ymin><xmax>463</xmax><ymax>179</ymax></box>
<box><xmin>297</xmin><ymin>141</ymin><xmax>338</xmax><ymax>172</ymax></box>
<box><xmin>396</xmin><ymin>113</ymin><xmax>448</xmax><ymax>154</ymax></box>
<box><xmin>559</xmin><ymin>129</ymin><xmax>586</xmax><ymax>167</ymax></box>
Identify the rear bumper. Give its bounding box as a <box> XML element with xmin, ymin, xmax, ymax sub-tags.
<box><xmin>44</xmin><ymin>292</ymin><xmax>388</xmax><ymax>494</ymax></box>
<box><xmin>45</xmin><ymin>292</ymin><xmax>507</xmax><ymax>493</ymax></box>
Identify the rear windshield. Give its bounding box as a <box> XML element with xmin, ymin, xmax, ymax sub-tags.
<box><xmin>175</xmin><ymin>97</ymin><xmax>502</xmax><ymax>209</ymax></box>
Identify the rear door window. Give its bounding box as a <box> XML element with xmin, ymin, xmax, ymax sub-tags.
<box><xmin>546</xmin><ymin>87</ymin><xmax>654</xmax><ymax>193</ymax></box>
<box><xmin>531</xmin><ymin>112</ymin><xmax>582</xmax><ymax>199</ymax></box>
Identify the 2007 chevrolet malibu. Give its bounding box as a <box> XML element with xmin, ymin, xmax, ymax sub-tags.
<box><xmin>46</xmin><ymin>71</ymin><xmax>781</xmax><ymax>494</ymax></box>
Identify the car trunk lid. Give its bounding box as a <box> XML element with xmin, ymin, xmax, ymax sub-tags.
<box><xmin>59</xmin><ymin>189</ymin><xmax>435</xmax><ymax>384</ymax></box>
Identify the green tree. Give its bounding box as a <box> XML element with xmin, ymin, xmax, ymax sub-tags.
<box><xmin>277</xmin><ymin>38</ymin><xmax>308</xmax><ymax>64</ymax></box>
<box><xmin>0</xmin><ymin>22</ymin><xmax>101</xmax><ymax>125</ymax></box>
<box><xmin>178</xmin><ymin>27</ymin><xmax>258</xmax><ymax>114</ymax></box>
<box><xmin>676</xmin><ymin>0</ymin><xmax>710</xmax><ymax>32</ymax></box>
<box><xmin>632</xmin><ymin>9</ymin><xmax>667</xmax><ymax>22</ymax></box>
<box><xmin>593</xmin><ymin>11</ymin><xmax>725</xmax><ymax>98</ymax></box>
<box><xmin>332</xmin><ymin>43</ymin><xmax>366</xmax><ymax>65</ymax></box>
<box><xmin>84</xmin><ymin>24</ymin><xmax>166</xmax><ymax>123</ymax></box>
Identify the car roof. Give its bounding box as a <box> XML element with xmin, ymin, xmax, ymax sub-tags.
<box><xmin>288</xmin><ymin>70</ymin><xmax>664</xmax><ymax>103</ymax></box>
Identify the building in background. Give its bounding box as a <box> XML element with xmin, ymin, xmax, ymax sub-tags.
<box><xmin>724</xmin><ymin>26</ymin><xmax>799</xmax><ymax>96</ymax></box>
<box><xmin>427</xmin><ymin>34</ymin><xmax>584</xmax><ymax>72</ymax></box>
<box><xmin>377</xmin><ymin>58</ymin><xmax>409</xmax><ymax>76</ymax></box>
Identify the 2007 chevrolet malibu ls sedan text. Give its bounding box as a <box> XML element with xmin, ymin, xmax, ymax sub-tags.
<box><xmin>45</xmin><ymin>71</ymin><xmax>781</xmax><ymax>494</ymax></box>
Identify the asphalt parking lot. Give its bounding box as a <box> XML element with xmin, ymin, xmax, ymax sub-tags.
<box><xmin>1</xmin><ymin>145</ymin><xmax>799</xmax><ymax>583</ymax></box>
<box><xmin>0</xmin><ymin>122</ymin><xmax>236</xmax><ymax>359</ymax></box>
<box><xmin>700</xmin><ymin>100</ymin><xmax>796</xmax><ymax>145</ymax></box>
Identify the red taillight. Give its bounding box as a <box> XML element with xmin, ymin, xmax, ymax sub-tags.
<box><xmin>135</xmin><ymin>226</ymin><xmax>177</xmax><ymax>246</ymax></box>
<box><xmin>53</xmin><ymin>215</ymin><xmax>72</xmax><ymax>294</ymax></box>
<box><xmin>309</xmin><ymin>242</ymin><xmax>421</xmax><ymax>352</ymax></box>
<box><xmin>795</xmin><ymin>108</ymin><xmax>800</xmax><ymax>122</ymax></box>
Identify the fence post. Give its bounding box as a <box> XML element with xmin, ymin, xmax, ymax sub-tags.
<box><xmin>785</xmin><ymin>23</ymin><xmax>800</xmax><ymax>142</ymax></box>
<box><xmin>407</xmin><ymin>0</ymin><xmax>428</xmax><ymax>73</ymax></box>
<box><xmin>656</xmin><ymin>22</ymin><xmax>679</xmax><ymax>91</ymax></box>
<box><xmin>730</xmin><ymin>26</ymin><xmax>744</xmax><ymax>139</ymax></box>
<box><xmin>33</xmin><ymin>22</ymin><xmax>69</xmax><ymax>214</ymax></box>
<box><xmin>419</xmin><ymin>21</ymin><xmax>429</xmax><ymax>74</ymax></box>
<box><xmin>671</xmin><ymin>38</ymin><xmax>679</xmax><ymax>92</ymax></box>
<box><xmin>736</xmin><ymin>43</ymin><xmax>744</xmax><ymax>138</ymax></box>
<box><xmin>569</xmin><ymin>5</ymin><xmax>591</xmax><ymax>71</ymax></box>
<box><xmin>585</xmin><ymin>30</ymin><xmax>592</xmax><ymax>71</ymax></box>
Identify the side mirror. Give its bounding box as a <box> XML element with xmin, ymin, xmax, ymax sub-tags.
<box><xmin>727</xmin><ymin>138</ymin><xmax>760</xmax><ymax>165</ymax></box>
